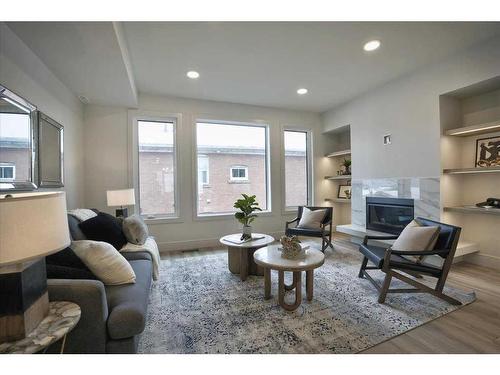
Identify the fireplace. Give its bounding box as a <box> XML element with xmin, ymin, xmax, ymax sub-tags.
<box><xmin>366</xmin><ymin>197</ymin><xmax>414</xmax><ymax>235</ymax></box>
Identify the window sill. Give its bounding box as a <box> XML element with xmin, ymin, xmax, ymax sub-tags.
<box><xmin>228</xmin><ymin>180</ymin><xmax>250</xmax><ymax>184</ymax></box>
<box><xmin>143</xmin><ymin>215</ymin><xmax>183</xmax><ymax>225</ymax></box>
<box><xmin>194</xmin><ymin>210</ymin><xmax>273</xmax><ymax>221</ymax></box>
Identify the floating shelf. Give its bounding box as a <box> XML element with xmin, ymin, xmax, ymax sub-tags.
<box><xmin>443</xmin><ymin>166</ymin><xmax>500</xmax><ymax>175</ymax></box>
<box><xmin>324</xmin><ymin>198</ymin><xmax>351</xmax><ymax>203</ymax></box>
<box><xmin>325</xmin><ymin>149</ymin><xmax>351</xmax><ymax>158</ymax></box>
<box><xmin>324</xmin><ymin>175</ymin><xmax>351</xmax><ymax>180</ymax></box>
<box><xmin>444</xmin><ymin>206</ymin><xmax>500</xmax><ymax>216</ymax></box>
<box><xmin>445</xmin><ymin>120</ymin><xmax>500</xmax><ymax>136</ymax></box>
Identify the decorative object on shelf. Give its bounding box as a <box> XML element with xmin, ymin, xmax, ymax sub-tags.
<box><xmin>341</xmin><ymin>158</ymin><xmax>351</xmax><ymax>175</ymax></box>
<box><xmin>0</xmin><ymin>191</ymin><xmax>70</xmax><ymax>343</ymax></box>
<box><xmin>233</xmin><ymin>193</ymin><xmax>262</xmax><ymax>240</ymax></box>
<box><xmin>279</xmin><ymin>235</ymin><xmax>307</xmax><ymax>259</ymax></box>
<box><xmin>107</xmin><ymin>188</ymin><xmax>135</xmax><ymax>218</ymax></box>
<box><xmin>475</xmin><ymin>136</ymin><xmax>500</xmax><ymax>167</ymax></box>
<box><xmin>476</xmin><ymin>197</ymin><xmax>500</xmax><ymax>209</ymax></box>
<box><xmin>338</xmin><ymin>185</ymin><xmax>352</xmax><ymax>199</ymax></box>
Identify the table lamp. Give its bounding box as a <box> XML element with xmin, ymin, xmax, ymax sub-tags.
<box><xmin>0</xmin><ymin>191</ymin><xmax>70</xmax><ymax>343</ymax></box>
<box><xmin>106</xmin><ymin>188</ymin><xmax>135</xmax><ymax>218</ymax></box>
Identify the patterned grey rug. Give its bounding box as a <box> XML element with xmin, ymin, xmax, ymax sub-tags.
<box><xmin>138</xmin><ymin>242</ymin><xmax>475</xmax><ymax>354</ymax></box>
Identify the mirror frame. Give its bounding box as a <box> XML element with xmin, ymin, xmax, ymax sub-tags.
<box><xmin>37</xmin><ymin>112</ymin><xmax>64</xmax><ymax>188</ymax></box>
<box><xmin>0</xmin><ymin>84</ymin><xmax>38</xmax><ymax>191</ymax></box>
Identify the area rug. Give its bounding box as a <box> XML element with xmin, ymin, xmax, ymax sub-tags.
<box><xmin>138</xmin><ymin>242</ymin><xmax>475</xmax><ymax>354</ymax></box>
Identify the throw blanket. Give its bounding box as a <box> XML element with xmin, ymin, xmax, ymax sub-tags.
<box><xmin>121</xmin><ymin>237</ymin><xmax>160</xmax><ymax>281</ymax></box>
<box><xmin>68</xmin><ymin>208</ymin><xmax>97</xmax><ymax>222</ymax></box>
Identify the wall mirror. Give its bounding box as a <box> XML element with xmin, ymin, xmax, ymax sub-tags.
<box><xmin>0</xmin><ymin>84</ymin><xmax>38</xmax><ymax>191</ymax></box>
<box><xmin>37</xmin><ymin>112</ymin><xmax>64</xmax><ymax>187</ymax></box>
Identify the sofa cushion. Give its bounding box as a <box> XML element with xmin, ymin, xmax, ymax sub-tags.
<box><xmin>72</xmin><ymin>240</ymin><xmax>136</xmax><ymax>285</ymax></box>
<box><xmin>122</xmin><ymin>214</ymin><xmax>149</xmax><ymax>245</ymax></box>
<box><xmin>46</xmin><ymin>246</ymin><xmax>88</xmax><ymax>269</ymax></box>
<box><xmin>68</xmin><ymin>214</ymin><xmax>87</xmax><ymax>241</ymax></box>
<box><xmin>79</xmin><ymin>212</ymin><xmax>127</xmax><ymax>250</ymax></box>
<box><xmin>105</xmin><ymin>259</ymin><xmax>152</xmax><ymax>340</ymax></box>
<box><xmin>46</xmin><ymin>264</ymin><xmax>98</xmax><ymax>280</ymax></box>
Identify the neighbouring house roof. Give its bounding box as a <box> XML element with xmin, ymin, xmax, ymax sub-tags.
<box><xmin>139</xmin><ymin>144</ymin><xmax>306</xmax><ymax>156</ymax></box>
<box><xmin>0</xmin><ymin>137</ymin><xmax>30</xmax><ymax>149</ymax></box>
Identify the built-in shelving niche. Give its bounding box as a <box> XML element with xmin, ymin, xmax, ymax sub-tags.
<box><xmin>439</xmin><ymin>75</ymin><xmax>500</xmax><ymax>266</ymax></box>
<box><xmin>321</xmin><ymin>124</ymin><xmax>352</xmax><ymax>230</ymax></box>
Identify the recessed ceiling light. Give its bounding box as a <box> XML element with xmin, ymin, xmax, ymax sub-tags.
<box><xmin>363</xmin><ymin>40</ymin><xmax>381</xmax><ymax>52</ymax></box>
<box><xmin>186</xmin><ymin>71</ymin><xmax>200</xmax><ymax>79</ymax></box>
<box><xmin>297</xmin><ymin>88</ymin><xmax>308</xmax><ymax>95</ymax></box>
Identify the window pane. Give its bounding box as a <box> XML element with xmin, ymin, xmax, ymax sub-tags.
<box><xmin>138</xmin><ymin>120</ymin><xmax>175</xmax><ymax>217</ymax></box>
<box><xmin>0</xmin><ymin>113</ymin><xmax>31</xmax><ymax>182</ymax></box>
<box><xmin>284</xmin><ymin>130</ymin><xmax>308</xmax><ymax>207</ymax></box>
<box><xmin>196</xmin><ymin>122</ymin><xmax>268</xmax><ymax>215</ymax></box>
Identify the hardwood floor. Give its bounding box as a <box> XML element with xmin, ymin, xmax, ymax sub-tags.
<box><xmin>161</xmin><ymin>238</ymin><xmax>500</xmax><ymax>354</ymax></box>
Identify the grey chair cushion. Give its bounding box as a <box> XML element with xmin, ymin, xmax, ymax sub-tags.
<box><xmin>122</xmin><ymin>214</ymin><xmax>149</xmax><ymax>245</ymax></box>
<box><xmin>105</xmin><ymin>258</ymin><xmax>152</xmax><ymax>340</ymax></box>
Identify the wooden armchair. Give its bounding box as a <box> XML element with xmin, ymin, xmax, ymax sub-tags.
<box><xmin>285</xmin><ymin>206</ymin><xmax>333</xmax><ymax>252</ymax></box>
<box><xmin>358</xmin><ymin>217</ymin><xmax>462</xmax><ymax>305</ymax></box>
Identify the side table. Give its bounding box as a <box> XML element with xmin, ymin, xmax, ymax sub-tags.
<box><xmin>220</xmin><ymin>233</ymin><xmax>275</xmax><ymax>281</ymax></box>
<box><xmin>0</xmin><ymin>301</ymin><xmax>81</xmax><ymax>354</ymax></box>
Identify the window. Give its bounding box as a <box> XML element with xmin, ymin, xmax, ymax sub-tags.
<box><xmin>284</xmin><ymin>130</ymin><xmax>311</xmax><ymax>208</ymax></box>
<box><xmin>230</xmin><ymin>166</ymin><xmax>248</xmax><ymax>181</ymax></box>
<box><xmin>198</xmin><ymin>155</ymin><xmax>209</xmax><ymax>187</ymax></box>
<box><xmin>0</xmin><ymin>163</ymin><xmax>15</xmax><ymax>182</ymax></box>
<box><xmin>196</xmin><ymin>121</ymin><xmax>269</xmax><ymax>216</ymax></box>
<box><xmin>137</xmin><ymin>119</ymin><xmax>177</xmax><ymax>218</ymax></box>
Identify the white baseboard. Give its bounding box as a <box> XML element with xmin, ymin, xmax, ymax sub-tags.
<box><xmin>463</xmin><ymin>252</ymin><xmax>500</xmax><ymax>271</ymax></box>
<box><xmin>157</xmin><ymin>231</ymin><xmax>285</xmax><ymax>253</ymax></box>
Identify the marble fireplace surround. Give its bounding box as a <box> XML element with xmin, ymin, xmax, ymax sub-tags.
<box><xmin>351</xmin><ymin>177</ymin><xmax>440</xmax><ymax>228</ymax></box>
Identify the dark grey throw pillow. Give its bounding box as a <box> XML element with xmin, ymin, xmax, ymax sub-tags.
<box><xmin>122</xmin><ymin>214</ymin><xmax>149</xmax><ymax>245</ymax></box>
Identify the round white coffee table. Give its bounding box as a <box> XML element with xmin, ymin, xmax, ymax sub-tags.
<box><xmin>253</xmin><ymin>245</ymin><xmax>325</xmax><ymax>311</ymax></box>
<box><xmin>220</xmin><ymin>233</ymin><xmax>275</xmax><ymax>281</ymax></box>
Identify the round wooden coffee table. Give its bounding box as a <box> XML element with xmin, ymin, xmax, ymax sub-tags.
<box><xmin>253</xmin><ymin>245</ymin><xmax>325</xmax><ymax>311</ymax></box>
<box><xmin>220</xmin><ymin>233</ymin><xmax>275</xmax><ymax>281</ymax></box>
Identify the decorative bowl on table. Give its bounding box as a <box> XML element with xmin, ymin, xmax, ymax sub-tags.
<box><xmin>279</xmin><ymin>235</ymin><xmax>307</xmax><ymax>259</ymax></box>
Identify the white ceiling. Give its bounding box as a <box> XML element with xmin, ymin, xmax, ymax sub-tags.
<box><xmin>7</xmin><ymin>22</ymin><xmax>500</xmax><ymax>112</ymax></box>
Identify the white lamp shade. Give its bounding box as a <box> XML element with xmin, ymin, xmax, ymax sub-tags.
<box><xmin>107</xmin><ymin>188</ymin><xmax>135</xmax><ymax>207</ymax></box>
<box><xmin>0</xmin><ymin>191</ymin><xmax>70</xmax><ymax>266</ymax></box>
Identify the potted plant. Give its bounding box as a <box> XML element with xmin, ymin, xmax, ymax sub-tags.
<box><xmin>342</xmin><ymin>158</ymin><xmax>351</xmax><ymax>175</ymax></box>
<box><xmin>233</xmin><ymin>194</ymin><xmax>262</xmax><ymax>240</ymax></box>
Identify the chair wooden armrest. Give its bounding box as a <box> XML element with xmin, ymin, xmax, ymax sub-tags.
<box><xmin>285</xmin><ymin>217</ymin><xmax>299</xmax><ymax>228</ymax></box>
<box><xmin>362</xmin><ymin>235</ymin><xmax>399</xmax><ymax>245</ymax></box>
<box><xmin>389</xmin><ymin>249</ymin><xmax>450</xmax><ymax>257</ymax></box>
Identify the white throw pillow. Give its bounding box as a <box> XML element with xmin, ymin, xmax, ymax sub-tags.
<box><xmin>297</xmin><ymin>207</ymin><xmax>327</xmax><ymax>230</ymax></box>
<box><xmin>71</xmin><ymin>240</ymin><xmax>136</xmax><ymax>285</ymax></box>
<box><xmin>391</xmin><ymin>220</ymin><xmax>440</xmax><ymax>263</ymax></box>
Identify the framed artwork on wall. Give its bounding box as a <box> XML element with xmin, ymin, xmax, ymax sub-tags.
<box><xmin>475</xmin><ymin>136</ymin><xmax>500</xmax><ymax>168</ymax></box>
<box><xmin>337</xmin><ymin>185</ymin><xmax>352</xmax><ymax>199</ymax></box>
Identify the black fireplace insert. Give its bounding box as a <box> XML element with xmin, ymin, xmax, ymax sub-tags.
<box><xmin>366</xmin><ymin>197</ymin><xmax>414</xmax><ymax>235</ymax></box>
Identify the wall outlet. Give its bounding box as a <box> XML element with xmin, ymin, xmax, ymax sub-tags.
<box><xmin>383</xmin><ymin>134</ymin><xmax>392</xmax><ymax>145</ymax></box>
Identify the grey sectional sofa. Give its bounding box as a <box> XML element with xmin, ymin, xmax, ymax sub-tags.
<box><xmin>47</xmin><ymin>214</ymin><xmax>153</xmax><ymax>353</ymax></box>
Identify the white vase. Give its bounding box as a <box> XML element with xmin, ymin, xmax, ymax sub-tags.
<box><xmin>242</xmin><ymin>225</ymin><xmax>252</xmax><ymax>238</ymax></box>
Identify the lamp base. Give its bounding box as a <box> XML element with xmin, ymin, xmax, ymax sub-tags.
<box><xmin>0</xmin><ymin>260</ymin><xmax>49</xmax><ymax>343</ymax></box>
<box><xmin>115</xmin><ymin>208</ymin><xmax>128</xmax><ymax>218</ymax></box>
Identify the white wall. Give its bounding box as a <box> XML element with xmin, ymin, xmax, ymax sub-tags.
<box><xmin>321</xmin><ymin>36</ymin><xmax>500</xmax><ymax>180</ymax></box>
<box><xmin>84</xmin><ymin>94</ymin><xmax>325</xmax><ymax>250</ymax></box>
<box><xmin>0</xmin><ymin>23</ymin><xmax>85</xmax><ymax>208</ymax></box>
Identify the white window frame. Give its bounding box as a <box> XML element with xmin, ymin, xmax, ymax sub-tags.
<box><xmin>0</xmin><ymin>163</ymin><xmax>16</xmax><ymax>182</ymax></box>
<box><xmin>229</xmin><ymin>165</ymin><xmax>248</xmax><ymax>182</ymax></box>
<box><xmin>194</xmin><ymin>118</ymin><xmax>271</xmax><ymax>219</ymax></box>
<box><xmin>129</xmin><ymin>112</ymin><xmax>181</xmax><ymax>223</ymax></box>
<box><xmin>281</xmin><ymin>127</ymin><xmax>314</xmax><ymax>213</ymax></box>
